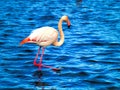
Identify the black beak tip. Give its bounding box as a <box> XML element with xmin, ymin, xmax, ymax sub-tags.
<box><xmin>68</xmin><ymin>25</ymin><xmax>71</xmax><ymax>28</ymax></box>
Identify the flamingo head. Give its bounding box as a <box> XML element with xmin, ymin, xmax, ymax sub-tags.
<box><xmin>61</xmin><ymin>15</ymin><xmax>71</xmax><ymax>28</ymax></box>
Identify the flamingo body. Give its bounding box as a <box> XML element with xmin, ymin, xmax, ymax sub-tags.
<box><xmin>28</xmin><ymin>26</ymin><xmax>58</xmax><ymax>47</ymax></box>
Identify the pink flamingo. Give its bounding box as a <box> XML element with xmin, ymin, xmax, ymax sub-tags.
<box><xmin>20</xmin><ymin>15</ymin><xmax>71</xmax><ymax>71</ymax></box>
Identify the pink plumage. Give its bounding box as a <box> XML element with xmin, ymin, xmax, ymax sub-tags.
<box><xmin>28</xmin><ymin>26</ymin><xmax>58</xmax><ymax>47</ymax></box>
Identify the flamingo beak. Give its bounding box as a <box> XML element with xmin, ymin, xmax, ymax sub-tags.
<box><xmin>20</xmin><ymin>37</ymin><xmax>30</xmax><ymax>45</ymax></box>
<box><xmin>67</xmin><ymin>20</ymin><xmax>71</xmax><ymax>28</ymax></box>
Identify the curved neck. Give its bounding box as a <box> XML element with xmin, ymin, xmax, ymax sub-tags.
<box><xmin>53</xmin><ymin>18</ymin><xmax>64</xmax><ymax>46</ymax></box>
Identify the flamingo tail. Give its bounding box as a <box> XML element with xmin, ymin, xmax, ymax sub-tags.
<box><xmin>20</xmin><ymin>37</ymin><xmax>30</xmax><ymax>45</ymax></box>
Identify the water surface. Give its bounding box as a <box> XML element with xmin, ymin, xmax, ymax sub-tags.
<box><xmin>0</xmin><ymin>0</ymin><xmax>120</xmax><ymax>90</ymax></box>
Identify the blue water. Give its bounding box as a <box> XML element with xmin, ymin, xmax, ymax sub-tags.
<box><xmin>0</xmin><ymin>0</ymin><xmax>120</xmax><ymax>89</ymax></box>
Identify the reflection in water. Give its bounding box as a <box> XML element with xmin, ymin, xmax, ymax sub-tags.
<box><xmin>33</xmin><ymin>70</ymin><xmax>60</xmax><ymax>90</ymax></box>
<box><xmin>76</xmin><ymin>0</ymin><xmax>82</xmax><ymax>6</ymax></box>
<box><xmin>32</xmin><ymin>69</ymin><xmax>61</xmax><ymax>90</ymax></box>
<box><xmin>33</xmin><ymin>70</ymin><xmax>46</xmax><ymax>90</ymax></box>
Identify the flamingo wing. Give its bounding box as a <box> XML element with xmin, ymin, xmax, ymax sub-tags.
<box><xmin>29</xmin><ymin>26</ymin><xmax>58</xmax><ymax>46</ymax></box>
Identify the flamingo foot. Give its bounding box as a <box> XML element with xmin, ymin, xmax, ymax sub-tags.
<box><xmin>52</xmin><ymin>68</ymin><xmax>61</xmax><ymax>72</ymax></box>
<box><xmin>33</xmin><ymin>61</ymin><xmax>40</xmax><ymax>67</ymax></box>
<box><xmin>33</xmin><ymin>61</ymin><xmax>42</xmax><ymax>70</ymax></box>
<box><xmin>34</xmin><ymin>61</ymin><xmax>60</xmax><ymax>72</ymax></box>
<box><xmin>42</xmin><ymin>64</ymin><xmax>61</xmax><ymax>72</ymax></box>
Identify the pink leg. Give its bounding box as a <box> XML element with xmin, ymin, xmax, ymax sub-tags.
<box><xmin>39</xmin><ymin>47</ymin><xmax>60</xmax><ymax>71</ymax></box>
<box><xmin>33</xmin><ymin>46</ymin><xmax>41</xmax><ymax>67</ymax></box>
<box><xmin>38</xmin><ymin>47</ymin><xmax>45</xmax><ymax>70</ymax></box>
<box><xmin>33</xmin><ymin>47</ymin><xmax>61</xmax><ymax>72</ymax></box>
<box><xmin>42</xmin><ymin>64</ymin><xmax>61</xmax><ymax>72</ymax></box>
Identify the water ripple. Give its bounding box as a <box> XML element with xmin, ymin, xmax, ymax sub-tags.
<box><xmin>0</xmin><ymin>0</ymin><xmax>120</xmax><ymax>89</ymax></box>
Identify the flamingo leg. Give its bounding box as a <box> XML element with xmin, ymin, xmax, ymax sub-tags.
<box><xmin>38</xmin><ymin>47</ymin><xmax>45</xmax><ymax>70</ymax></box>
<box><xmin>39</xmin><ymin>47</ymin><xmax>60</xmax><ymax>71</ymax></box>
<box><xmin>33</xmin><ymin>46</ymin><xmax>41</xmax><ymax>67</ymax></box>
<box><xmin>42</xmin><ymin>64</ymin><xmax>60</xmax><ymax>72</ymax></box>
<box><xmin>34</xmin><ymin>47</ymin><xmax>60</xmax><ymax>72</ymax></box>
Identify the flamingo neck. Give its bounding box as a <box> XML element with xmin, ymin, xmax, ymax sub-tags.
<box><xmin>53</xmin><ymin>18</ymin><xmax>64</xmax><ymax>46</ymax></box>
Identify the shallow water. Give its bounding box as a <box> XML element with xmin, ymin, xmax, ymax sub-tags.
<box><xmin>0</xmin><ymin>0</ymin><xmax>120</xmax><ymax>90</ymax></box>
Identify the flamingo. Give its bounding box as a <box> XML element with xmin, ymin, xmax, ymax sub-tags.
<box><xmin>20</xmin><ymin>15</ymin><xmax>71</xmax><ymax>71</ymax></box>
